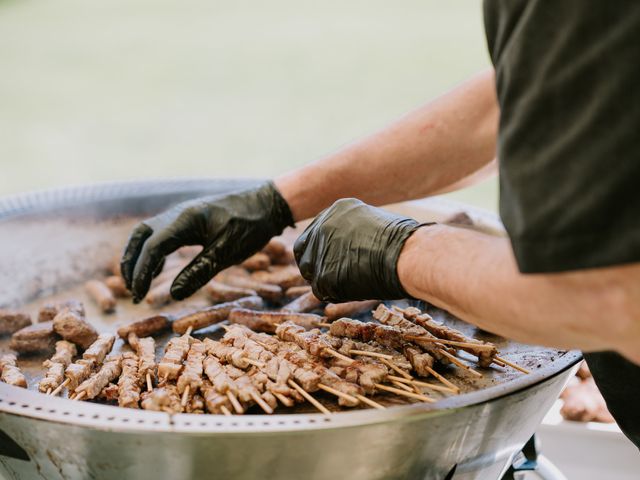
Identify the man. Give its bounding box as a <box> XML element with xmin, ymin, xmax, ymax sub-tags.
<box><xmin>121</xmin><ymin>1</ymin><xmax>640</xmax><ymax>448</ymax></box>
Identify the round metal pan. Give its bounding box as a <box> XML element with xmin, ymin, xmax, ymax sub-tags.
<box><xmin>0</xmin><ymin>179</ymin><xmax>581</xmax><ymax>480</ymax></box>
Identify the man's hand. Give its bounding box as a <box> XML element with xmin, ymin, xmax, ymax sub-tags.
<box><xmin>121</xmin><ymin>181</ymin><xmax>294</xmax><ymax>302</ymax></box>
<box><xmin>294</xmin><ymin>198</ymin><xmax>427</xmax><ymax>302</ymax></box>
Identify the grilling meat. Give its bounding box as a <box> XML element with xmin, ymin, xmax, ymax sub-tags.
<box><xmin>204</xmin><ymin>280</ymin><xmax>257</xmax><ymax>303</ymax></box>
<box><xmin>201</xmin><ymin>380</ymin><xmax>231</xmax><ymax>414</ymax></box>
<box><xmin>0</xmin><ymin>354</ymin><xmax>27</xmax><ymax>388</ymax></box>
<box><xmin>158</xmin><ymin>333</ymin><xmax>193</xmax><ymax>382</ymax></box>
<box><xmin>145</xmin><ymin>279</ymin><xmax>173</xmax><ymax>308</ymax></box>
<box><xmin>82</xmin><ymin>333</ymin><xmax>116</xmax><ymax>364</ymax></box>
<box><xmin>215</xmin><ymin>267</ymin><xmax>282</xmax><ymax>301</ymax></box>
<box><xmin>251</xmin><ymin>265</ymin><xmax>306</xmax><ymax>290</ymax></box>
<box><xmin>141</xmin><ymin>384</ymin><xmax>182</xmax><ymax>413</ymax></box>
<box><xmin>240</xmin><ymin>252</ymin><xmax>271</xmax><ymax>271</ymax></box>
<box><xmin>105</xmin><ymin>276</ymin><xmax>130</xmax><ymax>298</ymax></box>
<box><xmin>284</xmin><ymin>285</ymin><xmax>313</xmax><ymax>299</ymax></box>
<box><xmin>324</xmin><ymin>300</ymin><xmax>379</xmax><ymax>321</ymax></box>
<box><xmin>229</xmin><ymin>309</ymin><xmax>325</xmax><ymax>334</ymax></box>
<box><xmin>129</xmin><ymin>334</ymin><xmax>157</xmax><ymax>384</ymax></box>
<box><xmin>98</xmin><ymin>382</ymin><xmax>119</xmax><ymax>402</ymax></box>
<box><xmin>85</xmin><ymin>280</ymin><xmax>117</xmax><ymax>313</ymax></box>
<box><xmin>38</xmin><ymin>340</ymin><xmax>78</xmax><ymax>392</ymax></box>
<box><xmin>281</xmin><ymin>291</ymin><xmax>323</xmax><ymax>314</ymax></box>
<box><xmin>75</xmin><ymin>355</ymin><xmax>122</xmax><ymax>400</ymax></box>
<box><xmin>38</xmin><ymin>300</ymin><xmax>84</xmax><ymax>323</ymax></box>
<box><xmin>171</xmin><ymin>296</ymin><xmax>264</xmax><ymax>334</ymax></box>
<box><xmin>10</xmin><ymin>321</ymin><xmax>58</xmax><ymax>353</ymax></box>
<box><xmin>53</xmin><ymin>307</ymin><xmax>98</xmax><ymax>350</ymax></box>
<box><xmin>0</xmin><ymin>310</ymin><xmax>31</xmax><ymax>335</ymax></box>
<box><xmin>118</xmin><ymin>314</ymin><xmax>172</xmax><ymax>339</ymax></box>
<box><xmin>65</xmin><ymin>359</ymin><xmax>96</xmax><ymax>391</ymax></box>
<box><xmin>118</xmin><ymin>352</ymin><xmax>141</xmax><ymax>408</ymax></box>
<box><xmin>177</xmin><ymin>340</ymin><xmax>206</xmax><ymax>395</ymax></box>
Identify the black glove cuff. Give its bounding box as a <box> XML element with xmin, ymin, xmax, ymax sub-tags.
<box><xmin>263</xmin><ymin>181</ymin><xmax>295</xmax><ymax>233</ymax></box>
<box><xmin>376</xmin><ymin>219</ymin><xmax>436</xmax><ymax>299</ymax></box>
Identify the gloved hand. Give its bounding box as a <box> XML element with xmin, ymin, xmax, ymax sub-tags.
<box><xmin>121</xmin><ymin>181</ymin><xmax>294</xmax><ymax>302</ymax></box>
<box><xmin>294</xmin><ymin>198</ymin><xmax>430</xmax><ymax>302</ymax></box>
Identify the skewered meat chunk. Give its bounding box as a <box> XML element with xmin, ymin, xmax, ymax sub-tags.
<box><xmin>205</xmin><ymin>339</ymin><xmax>251</xmax><ymax>370</ymax></box>
<box><xmin>324</xmin><ymin>300</ymin><xmax>379</xmax><ymax>321</ymax></box>
<box><xmin>204</xmin><ymin>355</ymin><xmax>238</xmax><ymax>394</ymax></box>
<box><xmin>65</xmin><ymin>359</ymin><xmax>96</xmax><ymax>391</ymax></box>
<box><xmin>251</xmin><ymin>265</ymin><xmax>306</xmax><ymax>289</ymax></box>
<box><xmin>335</xmin><ymin>337</ymin><xmax>412</xmax><ymax>372</ymax></box>
<box><xmin>75</xmin><ymin>356</ymin><xmax>122</xmax><ymax>400</ymax></box>
<box><xmin>329</xmin><ymin>358</ymin><xmax>387</xmax><ymax>395</ymax></box>
<box><xmin>117</xmin><ymin>314</ymin><xmax>171</xmax><ymax>339</ymax></box>
<box><xmin>118</xmin><ymin>352</ymin><xmax>141</xmax><ymax>408</ymax></box>
<box><xmin>129</xmin><ymin>334</ymin><xmax>156</xmax><ymax>383</ymax></box>
<box><xmin>39</xmin><ymin>362</ymin><xmax>65</xmax><ymax>393</ymax></box>
<box><xmin>403</xmin><ymin>346</ymin><xmax>435</xmax><ymax>377</ymax></box>
<box><xmin>177</xmin><ymin>341</ymin><xmax>206</xmax><ymax>394</ymax></box>
<box><xmin>50</xmin><ymin>340</ymin><xmax>77</xmax><ymax>366</ymax></box>
<box><xmin>141</xmin><ymin>385</ymin><xmax>182</xmax><ymax>413</ymax></box>
<box><xmin>0</xmin><ymin>354</ymin><xmax>27</xmax><ymax>388</ymax></box>
<box><xmin>38</xmin><ymin>300</ymin><xmax>85</xmax><ymax>323</ymax></box>
<box><xmin>10</xmin><ymin>321</ymin><xmax>57</xmax><ymax>353</ymax></box>
<box><xmin>204</xmin><ymin>280</ymin><xmax>257</xmax><ymax>303</ymax></box>
<box><xmin>186</xmin><ymin>393</ymin><xmax>205</xmax><ymax>414</ymax></box>
<box><xmin>240</xmin><ymin>252</ymin><xmax>271</xmax><ymax>271</ymax></box>
<box><xmin>158</xmin><ymin>333</ymin><xmax>193</xmax><ymax>382</ymax></box>
<box><xmin>53</xmin><ymin>307</ymin><xmax>98</xmax><ymax>350</ymax></box>
<box><xmin>202</xmin><ymin>381</ymin><xmax>231</xmax><ymax>414</ymax></box>
<box><xmin>172</xmin><ymin>296</ymin><xmax>264</xmax><ymax>334</ymax></box>
<box><xmin>215</xmin><ymin>267</ymin><xmax>282</xmax><ymax>301</ymax></box>
<box><xmin>105</xmin><ymin>276</ymin><xmax>130</xmax><ymax>298</ymax></box>
<box><xmin>85</xmin><ymin>280</ymin><xmax>117</xmax><ymax>313</ymax></box>
<box><xmin>281</xmin><ymin>291</ymin><xmax>323</xmax><ymax>313</ymax></box>
<box><xmin>98</xmin><ymin>382</ymin><xmax>119</xmax><ymax>402</ymax></box>
<box><xmin>400</xmin><ymin>306</ymin><xmax>497</xmax><ymax>367</ymax></box>
<box><xmin>229</xmin><ymin>309</ymin><xmax>325</xmax><ymax>334</ymax></box>
<box><xmin>82</xmin><ymin>333</ymin><xmax>115</xmax><ymax>364</ymax></box>
<box><xmin>0</xmin><ymin>310</ymin><xmax>31</xmax><ymax>335</ymax></box>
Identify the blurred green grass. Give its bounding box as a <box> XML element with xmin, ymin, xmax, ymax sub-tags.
<box><xmin>0</xmin><ymin>0</ymin><xmax>497</xmax><ymax>211</ymax></box>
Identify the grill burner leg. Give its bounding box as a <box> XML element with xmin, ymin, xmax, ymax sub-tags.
<box><xmin>501</xmin><ymin>435</ymin><xmax>568</xmax><ymax>480</ymax></box>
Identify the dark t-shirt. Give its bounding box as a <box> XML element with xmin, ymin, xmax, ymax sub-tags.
<box><xmin>483</xmin><ymin>0</ymin><xmax>640</xmax><ymax>448</ymax></box>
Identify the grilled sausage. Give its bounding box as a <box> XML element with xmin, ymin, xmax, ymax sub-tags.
<box><xmin>117</xmin><ymin>315</ymin><xmax>172</xmax><ymax>340</ymax></box>
<box><xmin>172</xmin><ymin>296</ymin><xmax>264</xmax><ymax>334</ymax></box>
<box><xmin>85</xmin><ymin>280</ymin><xmax>117</xmax><ymax>313</ymax></box>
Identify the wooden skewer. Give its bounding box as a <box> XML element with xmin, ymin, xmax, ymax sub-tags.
<box><xmin>45</xmin><ymin>388</ymin><xmax>52</xmax><ymax>395</ymax></box>
<box><xmin>495</xmin><ymin>356</ymin><xmax>530</xmax><ymax>374</ymax></box>
<box><xmin>348</xmin><ymin>350</ymin><xmax>394</xmax><ymax>360</ymax></box>
<box><xmin>181</xmin><ymin>386</ymin><xmax>191</xmax><ymax>407</ymax></box>
<box><xmin>245</xmin><ymin>358</ymin><xmax>266</xmax><ymax>369</ymax></box>
<box><xmin>387</xmin><ymin>375</ymin><xmax>457</xmax><ymax>394</ymax></box>
<box><xmin>391</xmin><ymin>380</ymin><xmax>414</xmax><ymax>392</ymax></box>
<box><xmin>353</xmin><ymin>393</ymin><xmax>386</xmax><ymax>410</ymax></box>
<box><xmin>424</xmin><ymin>366</ymin><xmax>460</xmax><ymax>393</ymax></box>
<box><xmin>493</xmin><ymin>359</ymin><xmax>507</xmax><ymax>367</ymax></box>
<box><xmin>438</xmin><ymin>349</ymin><xmax>483</xmax><ymax>378</ymax></box>
<box><xmin>161</xmin><ymin>407</ymin><xmax>174</xmax><ymax>414</ymax></box>
<box><xmin>374</xmin><ymin>383</ymin><xmax>435</xmax><ymax>403</ymax></box>
<box><xmin>220</xmin><ymin>405</ymin><xmax>232</xmax><ymax>416</ymax></box>
<box><xmin>288</xmin><ymin>380</ymin><xmax>331</xmax><ymax>415</ymax></box>
<box><xmin>317</xmin><ymin>323</ymin><xmax>332</xmax><ymax>328</ymax></box>
<box><xmin>74</xmin><ymin>391</ymin><xmax>86</xmax><ymax>401</ymax></box>
<box><xmin>250</xmin><ymin>390</ymin><xmax>274</xmax><ymax>414</ymax></box>
<box><xmin>324</xmin><ymin>348</ymin><xmax>355</xmax><ymax>364</ymax></box>
<box><xmin>274</xmin><ymin>392</ymin><xmax>294</xmax><ymax>408</ymax></box>
<box><xmin>146</xmin><ymin>373</ymin><xmax>153</xmax><ymax>392</ymax></box>
<box><xmin>50</xmin><ymin>378</ymin><xmax>70</xmax><ymax>397</ymax></box>
<box><xmin>404</xmin><ymin>335</ymin><xmax>496</xmax><ymax>352</ymax></box>
<box><xmin>380</xmin><ymin>358</ymin><xmax>412</xmax><ymax>380</ymax></box>
<box><xmin>227</xmin><ymin>391</ymin><xmax>244</xmax><ymax>414</ymax></box>
<box><xmin>317</xmin><ymin>383</ymin><xmax>359</xmax><ymax>405</ymax></box>
<box><xmin>185</xmin><ymin>326</ymin><xmax>194</xmax><ymax>336</ymax></box>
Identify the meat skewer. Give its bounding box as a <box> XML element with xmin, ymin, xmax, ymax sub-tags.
<box><xmin>203</xmin><ymin>354</ymin><xmax>245</xmax><ymax>414</ymax></box>
<box><xmin>85</xmin><ymin>280</ymin><xmax>117</xmax><ymax>313</ymax></box>
<box><xmin>324</xmin><ymin>300</ymin><xmax>380</xmax><ymax>321</ymax></box>
<box><xmin>82</xmin><ymin>333</ymin><xmax>116</xmax><ymax>364</ymax></box>
<box><xmin>0</xmin><ymin>354</ymin><xmax>27</xmax><ymax>388</ymax></box>
<box><xmin>177</xmin><ymin>340</ymin><xmax>207</xmax><ymax>407</ymax></box>
<box><xmin>228</xmin><ymin>309</ymin><xmax>327</xmax><ymax>334</ymax></box>
<box><xmin>201</xmin><ymin>380</ymin><xmax>232</xmax><ymax>415</ymax></box>
<box><xmin>74</xmin><ymin>355</ymin><xmax>122</xmax><ymax>401</ymax></box>
<box><xmin>38</xmin><ymin>340</ymin><xmax>77</xmax><ymax>394</ymax></box>
<box><xmin>141</xmin><ymin>384</ymin><xmax>182</xmax><ymax>414</ymax></box>
<box><xmin>172</xmin><ymin>296</ymin><xmax>264</xmax><ymax>334</ymax></box>
<box><xmin>0</xmin><ymin>310</ymin><xmax>31</xmax><ymax>335</ymax></box>
<box><xmin>118</xmin><ymin>352</ymin><xmax>141</xmax><ymax>408</ymax></box>
<box><xmin>128</xmin><ymin>333</ymin><xmax>156</xmax><ymax>391</ymax></box>
<box><xmin>158</xmin><ymin>332</ymin><xmax>193</xmax><ymax>383</ymax></box>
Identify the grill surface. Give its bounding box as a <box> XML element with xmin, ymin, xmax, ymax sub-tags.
<box><xmin>0</xmin><ymin>179</ymin><xmax>581</xmax><ymax>480</ymax></box>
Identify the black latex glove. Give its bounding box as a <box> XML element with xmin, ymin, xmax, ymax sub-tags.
<box><xmin>121</xmin><ymin>181</ymin><xmax>294</xmax><ymax>302</ymax></box>
<box><xmin>294</xmin><ymin>198</ymin><xmax>430</xmax><ymax>302</ymax></box>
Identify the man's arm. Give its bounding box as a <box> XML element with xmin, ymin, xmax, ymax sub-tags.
<box><xmin>276</xmin><ymin>68</ymin><xmax>498</xmax><ymax>221</ymax></box>
<box><xmin>397</xmin><ymin>225</ymin><xmax>640</xmax><ymax>365</ymax></box>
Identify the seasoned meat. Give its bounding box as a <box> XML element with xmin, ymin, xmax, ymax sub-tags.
<box><xmin>229</xmin><ymin>309</ymin><xmax>324</xmax><ymax>334</ymax></box>
<box><xmin>53</xmin><ymin>308</ymin><xmax>98</xmax><ymax>350</ymax></box>
<box><xmin>118</xmin><ymin>352</ymin><xmax>141</xmax><ymax>408</ymax></box>
<box><xmin>85</xmin><ymin>280</ymin><xmax>117</xmax><ymax>313</ymax></box>
<box><xmin>204</xmin><ymin>280</ymin><xmax>257</xmax><ymax>303</ymax></box>
<box><xmin>251</xmin><ymin>265</ymin><xmax>306</xmax><ymax>289</ymax></box>
<box><xmin>281</xmin><ymin>291</ymin><xmax>323</xmax><ymax>314</ymax></box>
<box><xmin>0</xmin><ymin>354</ymin><xmax>27</xmax><ymax>388</ymax></box>
<box><xmin>49</xmin><ymin>340</ymin><xmax>77</xmax><ymax>366</ymax></box>
<box><xmin>39</xmin><ymin>361</ymin><xmax>65</xmax><ymax>393</ymax></box>
<box><xmin>75</xmin><ymin>356</ymin><xmax>122</xmax><ymax>400</ymax></box>
<box><xmin>324</xmin><ymin>300</ymin><xmax>379</xmax><ymax>321</ymax></box>
<box><xmin>117</xmin><ymin>314</ymin><xmax>171</xmax><ymax>339</ymax></box>
<box><xmin>105</xmin><ymin>276</ymin><xmax>130</xmax><ymax>298</ymax></box>
<box><xmin>215</xmin><ymin>267</ymin><xmax>282</xmax><ymax>301</ymax></box>
<box><xmin>172</xmin><ymin>296</ymin><xmax>264</xmax><ymax>334</ymax></box>
<box><xmin>141</xmin><ymin>385</ymin><xmax>182</xmax><ymax>413</ymax></box>
<box><xmin>0</xmin><ymin>310</ymin><xmax>31</xmax><ymax>335</ymax></box>
<box><xmin>10</xmin><ymin>321</ymin><xmax>58</xmax><ymax>353</ymax></box>
<box><xmin>82</xmin><ymin>333</ymin><xmax>115</xmax><ymax>364</ymax></box>
<box><xmin>240</xmin><ymin>252</ymin><xmax>271</xmax><ymax>271</ymax></box>
<box><xmin>37</xmin><ymin>300</ymin><xmax>84</xmax><ymax>323</ymax></box>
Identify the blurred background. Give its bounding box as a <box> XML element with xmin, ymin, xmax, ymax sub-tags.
<box><xmin>0</xmin><ymin>0</ymin><xmax>497</xmax><ymax>210</ymax></box>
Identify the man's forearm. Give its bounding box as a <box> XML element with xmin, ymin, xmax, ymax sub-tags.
<box><xmin>397</xmin><ymin>225</ymin><xmax>640</xmax><ymax>365</ymax></box>
<box><xmin>275</xmin><ymin>69</ymin><xmax>498</xmax><ymax>221</ymax></box>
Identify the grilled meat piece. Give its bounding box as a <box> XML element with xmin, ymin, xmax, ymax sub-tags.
<box><xmin>98</xmin><ymin>382</ymin><xmax>119</xmax><ymax>402</ymax></box>
<box><xmin>177</xmin><ymin>341</ymin><xmax>206</xmax><ymax>394</ymax></box>
<box><xmin>53</xmin><ymin>307</ymin><xmax>98</xmax><ymax>350</ymax></box>
<box><xmin>172</xmin><ymin>296</ymin><xmax>264</xmax><ymax>334</ymax></box>
<box><xmin>229</xmin><ymin>309</ymin><xmax>325</xmax><ymax>334</ymax></box>
<box><xmin>38</xmin><ymin>300</ymin><xmax>85</xmax><ymax>323</ymax></box>
<box><xmin>141</xmin><ymin>384</ymin><xmax>182</xmax><ymax>413</ymax></box>
<box><xmin>118</xmin><ymin>352</ymin><xmax>141</xmax><ymax>408</ymax></box>
<box><xmin>118</xmin><ymin>314</ymin><xmax>171</xmax><ymax>340</ymax></box>
<box><xmin>403</xmin><ymin>346</ymin><xmax>435</xmax><ymax>377</ymax></box>
<box><xmin>145</xmin><ymin>279</ymin><xmax>173</xmax><ymax>308</ymax></box>
<box><xmin>82</xmin><ymin>333</ymin><xmax>115</xmax><ymax>364</ymax></box>
<box><xmin>65</xmin><ymin>359</ymin><xmax>96</xmax><ymax>390</ymax></box>
<box><xmin>261</xmin><ymin>238</ymin><xmax>289</xmax><ymax>264</ymax></box>
<box><xmin>186</xmin><ymin>393</ymin><xmax>205</xmax><ymax>414</ymax></box>
<box><xmin>281</xmin><ymin>291</ymin><xmax>323</xmax><ymax>314</ymax></box>
<box><xmin>39</xmin><ymin>361</ymin><xmax>65</xmax><ymax>393</ymax></box>
<box><xmin>50</xmin><ymin>340</ymin><xmax>77</xmax><ymax>366</ymax></box>
<box><xmin>105</xmin><ymin>276</ymin><xmax>130</xmax><ymax>298</ymax></box>
<box><xmin>0</xmin><ymin>310</ymin><xmax>31</xmax><ymax>335</ymax></box>
<box><xmin>204</xmin><ymin>280</ymin><xmax>257</xmax><ymax>303</ymax></box>
<box><xmin>201</xmin><ymin>380</ymin><xmax>231</xmax><ymax>414</ymax></box>
<box><xmin>284</xmin><ymin>285</ymin><xmax>313</xmax><ymax>299</ymax></box>
<box><xmin>251</xmin><ymin>265</ymin><xmax>306</xmax><ymax>290</ymax></box>
<box><xmin>158</xmin><ymin>333</ymin><xmax>193</xmax><ymax>382</ymax></box>
<box><xmin>215</xmin><ymin>267</ymin><xmax>282</xmax><ymax>301</ymax></box>
<box><xmin>240</xmin><ymin>252</ymin><xmax>271</xmax><ymax>271</ymax></box>
<box><xmin>10</xmin><ymin>321</ymin><xmax>58</xmax><ymax>353</ymax></box>
<box><xmin>75</xmin><ymin>356</ymin><xmax>122</xmax><ymax>400</ymax></box>
<box><xmin>129</xmin><ymin>334</ymin><xmax>156</xmax><ymax>382</ymax></box>
<box><xmin>0</xmin><ymin>354</ymin><xmax>27</xmax><ymax>388</ymax></box>
<box><xmin>85</xmin><ymin>280</ymin><xmax>117</xmax><ymax>313</ymax></box>
<box><xmin>324</xmin><ymin>300</ymin><xmax>379</xmax><ymax>321</ymax></box>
